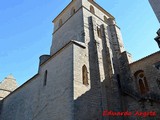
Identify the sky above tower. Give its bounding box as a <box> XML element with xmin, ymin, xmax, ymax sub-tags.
<box><xmin>0</xmin><ymin>0</ymin><xmax>159</xmax><ymax>85</ymax></box>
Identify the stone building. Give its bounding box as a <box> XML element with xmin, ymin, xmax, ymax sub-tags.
<box><xmin>148</xmin><ymin>0</ymin><xmax>160</xmax><ymax>48</ymax></box>
<box><xmin>149</xmin><ymin>0</ymin><xmax>160</xmax><ymax>23</ymax></box>
<box><xmin>0</xmin><ymin>0</ymin><xmax>160</xmax><ymax>120</ymax></box>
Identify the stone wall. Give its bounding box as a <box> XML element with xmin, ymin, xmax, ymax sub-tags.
<box><xmin>122</xmin><ymin>51</ymin><xmax>160</xmax><ymax>120</ymax></box>
<box><xmin>0</xmin><ymin>43</ymin><xmax>75</xmax><ymax>120</ymax></box>
<box><xmin>130</xmin><ymin>51</ymin><xmax>160</xmax><ymax>94</ymax></box>
<box><xmin>73</xmin><ymin>0</ymin><xmax>126</xmax><ymax>119</ymax></box>
<box><xmin>149</xmin><ymin>0</ymin><xmax>160</xmax><ymax>23</ymax></box>
<box><xmin>53</xmin><ymin>0</ymin><xmax>82</xmax><ymax>31</ymax></box>
<box><xmin>50</xmin><ymin>0</ymin><xmax>84</xmax><ymax>55</ymax></box>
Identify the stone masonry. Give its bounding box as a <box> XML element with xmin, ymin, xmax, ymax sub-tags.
<box><xmin>0</xmin><ymin>0</ymin><xmax>160</xmax><ymax>120</ymax></box>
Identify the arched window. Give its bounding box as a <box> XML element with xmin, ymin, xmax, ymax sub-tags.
<box><xmin>59</xmin><ymin>19</ymin><xmax>62</xmax><ymax>27</ymax></box>
<box><xmin>71</xmin><ymin>7</ymin><xmax>76</xmax><ymax>15</ymax></box>
<box><xmin>104</xmin><ymin>16</ymin><xmax>107</xmax><ymax>23</ymax></box>
<box><xmin>82</xmin><ymin>65</ymin><xmax>89</xmax><ymax>86</ymax></box>
<box><xmin>90</xmin><ymin>5</ymin><xmax>95</xmax><ymax>14</ymax></box>
<box><xmin>134</xmin><ymin>70</ymin><xmax>149</xmax><ymax>94</ymax></box>
<box><xmin>44</xmin><ymin>70</ymin><xmax>48</xmax><ymax>86</ymax></box>
<box><xmin>139</xmin><ymin>79</ymin><xmax>146</xmax><ymax>94</ymax></box>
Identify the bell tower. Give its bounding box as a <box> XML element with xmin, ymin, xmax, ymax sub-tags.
<box><xmin>50</xmin><ymin>0</ymin><xmax>127</xmax><ymax>119</ymax></box>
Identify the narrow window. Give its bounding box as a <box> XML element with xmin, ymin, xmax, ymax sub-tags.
<box><xmin>104</xmin><ymin>16</ymin><xmax>107</xmax><ymax>23</ymax></box>
<box><xmin>156</xmin><ymin>65</ymin><xmax>160</xmax><ymax>70</ymax></box>
<box><xmin>44</xmin><ymin>70</ymin><xmax>48</xmax><ymax>86</ymax></box>
<box><xmin>134</xmin><ymin>70</ymin><xmax>149</xmax><ymax>94</ymax></box>
<box><xmin>157</xmin><ymin>79</ymin><xmax>160</xmax><ymax>89</ymax></box>
<box><xmin>97</xmin><ymin>26</ymin><xmax>102</xmax><ymax>38</ymax></box>
<box><xmin>90</xmin><ymin>5</ymin><xmax>95</xmax><ymax>14</ymax></box>
<box><xmin>82</xmin><ymin>65</ymin><xmax>89</xmax><ymax>86</ymax></box>
<box><xmin>59</xmin><ymin>19</ymin><xmax>62</xmax><ymax>27</ymax></box>
<box><xmin>71</xmin><ymin>7</ymin><xmax>76</xmax><ymax>15</ymax></box>
<box><xmin>154</xmin><ymin>61</ymin><xmax>160</xmax><ymax>70</ymax></box>
<box><xmin>144</xmin><ymin>77</ymin><xmax>149</xmax><ymax>91</ymax></box>
<box><xmin>117</xmin><ymin>74</ymin><xmax>121</xmax><ymax>89</ymax></box>
<box><xmin>139</xmin><ymin>79</ymin><xmax>146</xmax><ymax>94</ymax></box>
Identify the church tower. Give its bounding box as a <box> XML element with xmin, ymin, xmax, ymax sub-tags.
<box><xmin>50</xmin><ymin>0</ymin><xmax>128</xmax><ymax>119</ymax></box>
<box><xmin>1</xmin><ymin>0</ymin><xmax>139</xmax><ymax>120</ymax></box>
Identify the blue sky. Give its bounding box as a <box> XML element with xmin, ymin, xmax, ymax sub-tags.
<box><xmin>0</xmin><ymin>0</ymin><xmax>159</xmax><ymax>85</ymax></box>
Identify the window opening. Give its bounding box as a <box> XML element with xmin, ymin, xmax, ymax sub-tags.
<box><xmin>82</xmin><ymin>65</ymin><xmax>89</xmax><ymax>86</ymax></box>
<box><xmin>44</xmin><ymin>70</ymin><xmax>48</xmax><ymax>86</ymax></box>
<box><xmin>59</xmin><ymin>19</ymin><xmax>62</xmax><ymax>27</ymax></box>
<box><xmin>71</xmin><ymin>7</ymin><xmax>76</xmax><ymax>15</ymax></box>
<box><xmin>134</xmin><ymin>70</ymin><xmax>149</xmax><ymax>94</ymax></box>
<box><xmin>90</xmin><ymin>5</ymin><xmax>95</xmax><ymax>14</ymax></box>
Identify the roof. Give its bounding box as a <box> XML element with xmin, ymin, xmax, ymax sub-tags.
<box><xmin>130</xmin><ymin>51</ymin><xmax>160</xmax><ymax>65</ymax></box>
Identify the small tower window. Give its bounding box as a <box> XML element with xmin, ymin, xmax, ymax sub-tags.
<box><xmin>82</xmin><ymin>65</ymin><xmax>89</xmax><ymax>86</ymax></box>
<box><xmin>97</xmin><ymin>26</ymin><xmax>102</xmax><ymax>38</ymax></box>
<box><xmin>90</xmin><ymin>5</ymin><xmax>95</xmax><ymax>14</ymax></box>
<box><xmin>71</xmin><ymin>7</ymin><xmax>76</xmax><ymax>15</ymax></box>
<box><xmin>157</xmin><ymin>79</ymin><xmax>160</xmax><ymax>89</ymax></box>
<box><xmin>44</xmin><ymin>70</ymin><xmax>48</xmax><ymax>86</ymax></box>
<box><xmin>134</xmin><ymin>70</ymin><xmax>149</xmax><ymax>94</ymax></box>
<box><xmin>59</xmin><ymin>19</ymin><xmax>62</xmax><ymax>27</ymax></box>
<box><xmin>104</xmin><ymin>16</ymin><xmax>107</xmax><ymax>23</ymax></box>
<box><xmin>154</xmin><ymin>61</ymin><xmax>160</xmax><ymax>70</ymax></box>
